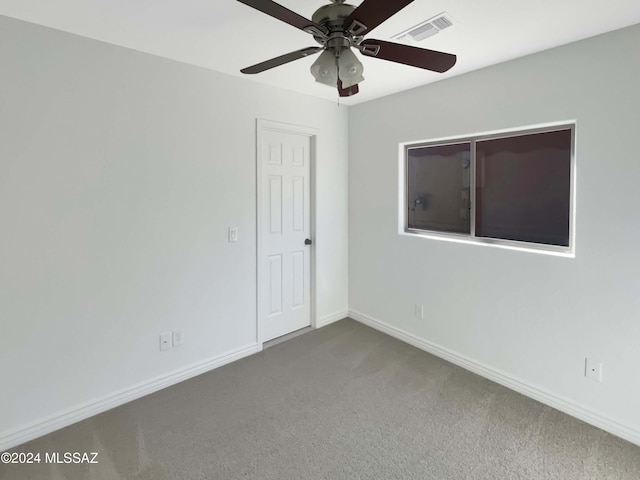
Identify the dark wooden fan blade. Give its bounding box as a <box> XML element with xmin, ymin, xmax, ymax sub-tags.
<box><xmin>236</xmin><ymin>0</ymin><xmax>327</xmax><ymax>35</ymax></box>
<box><xmin>360</xmin><ymin>39</ymin><xmax>456</xmax><ymax>73</ymax></box>
<box><xmin>338</xmin><ymin>79</ymin><xmax>359</xmax><ymax>97</ymax></box>
<box><xmin>241</xmin><ymin>47</ymin><xmax>323</xmax><ymax>74</ymax></box>
<box><xmin>344</xmin><ymin>0</ymin><xmax>414</xmax><ymax>36</ymax></box>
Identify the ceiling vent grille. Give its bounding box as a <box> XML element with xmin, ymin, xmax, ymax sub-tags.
<box><xmin>392</xmin><ymin>13</ymin><xmax>454</xmax><ymax>43</ymax></box>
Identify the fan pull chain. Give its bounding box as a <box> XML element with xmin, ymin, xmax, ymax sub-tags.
<box><xmin>336</xmin><ymin>55</ymin><xmax>341</xmax><ymax>107</ymax></box>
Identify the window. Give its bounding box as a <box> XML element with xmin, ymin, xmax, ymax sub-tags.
<box><xmin>403</xmin><ymin>124</ymin><xmax>575</xmax><ymax>254</ymax></box>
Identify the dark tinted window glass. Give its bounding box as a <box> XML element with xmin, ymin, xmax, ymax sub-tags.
<box><xmin>407</xmin><ymin>143</ymin><xmax>471</xmax><ymax>234</ymax></box>
<box><xmin>475</xmin><ymin>130</ymin><xmax>572</xmax><ymax>246</ymax></box>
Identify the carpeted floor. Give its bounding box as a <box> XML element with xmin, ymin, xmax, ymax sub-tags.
<box><xmin>2</xmin><ymin>318</ymin><xmax>640</xmax><ymax>479</ymax></box>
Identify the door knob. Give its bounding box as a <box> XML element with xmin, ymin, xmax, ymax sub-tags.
<box><xmin>305</xmin><ymin>238</ymin><xmax>312</xmax><ymax>246</ymax></box>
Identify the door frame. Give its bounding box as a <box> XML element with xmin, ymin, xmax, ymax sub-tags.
<box><xmin>256</xmin><ymin>119</ymin><xmax>318</xmax><ymax>347</ymax></box>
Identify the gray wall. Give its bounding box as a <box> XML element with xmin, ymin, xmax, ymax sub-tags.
<box><xmin>0</xmin><ymin>15</ymin><xmax>348</xmax><ymax>447</ymax></box>
<box><xmin>349</xmin><ymin>24</ymin><xmax>640</xmax><ymax>443</ymax></box>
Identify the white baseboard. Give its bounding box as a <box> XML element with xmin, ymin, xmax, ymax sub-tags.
<box><xmin>348</xmin><ymin>309</ymin><xmax>640</xmax><ymax>448</ymax></box>
<box><xmin>0</xmin><ymin>343</ymin><xmax>259</xmax><ymax>452</ymax></box>
<box><xmin>316</xmin><ymin>310</ymin><xmax>349</xmax><ymax>328</ymax></box>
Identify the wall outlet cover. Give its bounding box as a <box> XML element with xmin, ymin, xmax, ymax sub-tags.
<box><xmin>160</xmin><ymin>332</ymin><xmax>172</xmax><ymax>351</ymax></box>
<box><xmin>585</xmin><ymin>358</ymin><xmax>603</xmax><ymax>382</ymax></box>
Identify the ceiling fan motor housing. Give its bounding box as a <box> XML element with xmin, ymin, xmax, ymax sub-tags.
<box><xmin>312</xmin><ymin>3</ymin><xmax>356</xmax><ymax>40</ymax></box>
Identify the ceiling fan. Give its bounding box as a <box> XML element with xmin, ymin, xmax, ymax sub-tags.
<box><xmin>236</xmin><ymin>0</ymin><xmax>457</xmax><ymax>97</ymax></box>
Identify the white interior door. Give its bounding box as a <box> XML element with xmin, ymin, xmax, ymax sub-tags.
<box><xmin>258</xmin><ymin>122</ymin><xmax>313</xmax><ymax>342</ymax></box>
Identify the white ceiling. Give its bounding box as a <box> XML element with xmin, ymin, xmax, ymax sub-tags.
<box><xmin>2</xmin><ymin>0</ymin><xmax>640</xmax><ymax>105</ymax></box>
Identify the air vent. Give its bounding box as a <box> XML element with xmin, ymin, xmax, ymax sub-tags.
<box><xmin>392</xmin><ymin>13</ymin><xmax>454</xmax><ymax>43</ymax></box>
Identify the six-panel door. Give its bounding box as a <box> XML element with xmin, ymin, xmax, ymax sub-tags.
<box><xmin>260</xmin><ymin>128</ymin><xmax>311</xmax><ymax>342</ymax></box>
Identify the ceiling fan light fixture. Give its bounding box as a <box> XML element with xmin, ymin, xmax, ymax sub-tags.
<box><xmin>337</xmin><ymin>48</ymin><xmax>364</xmax><ymax>88</ymax></box>
<box><xmin>310</xmin><ymin>49</ymin><xmax>338</xmax><ymax>87</ymax></box>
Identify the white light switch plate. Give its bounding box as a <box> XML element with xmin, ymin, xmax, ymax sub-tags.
<box><xmin>229</xmin><ymin>226</ymin><xmax>238</xmax><ymax>242</ymax></box>
<box><xmin>172</xmin><ymin>329</ymin><xmax>184</xmax><ymax>347</ymax></box>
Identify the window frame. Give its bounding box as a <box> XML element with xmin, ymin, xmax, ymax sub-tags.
<box><xmin>400</xmin><ymin>122</ymin><xmax>576</xmax><ymax>257</ymax></box>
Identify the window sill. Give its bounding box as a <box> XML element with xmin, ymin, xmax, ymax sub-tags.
<box><xmin>400</xmin><ymin>230</ymin><xmax>575</xmax><ymax>258</ymax></box>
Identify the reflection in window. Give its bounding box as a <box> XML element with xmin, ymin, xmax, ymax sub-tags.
<box><xmin>407</xmin><ymin>143</ymin><xmax>471</xmax><ymax>233</ymax></box>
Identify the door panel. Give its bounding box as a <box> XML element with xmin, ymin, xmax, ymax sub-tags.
<box><xmin>269</xmin><ymin>176</ymin><xmax>283</xmax><ymax>234</ymax></box>
<box><xmin>268</xmin><ymin>254</ymin><xmax>283</xmax><ymax>316</ymax></box>
<box><xmin>292</xmin><ymin>176</ymin><xmax>305</xmax><ymax>232</ymax></box>
<box><xmin>292</xmin><ymin>251</ymin><xmax>304</xmax><ymax>308</ymax></box>
<box><xmin>260</xmin><ymin>126</ymin><xmax>312</xmax><ymax>342</ymax></box>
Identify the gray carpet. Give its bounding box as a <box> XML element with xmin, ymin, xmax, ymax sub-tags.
<box><xmin>2</xmin><ymin>318</ymin><xmax>640</xmax><ymax>479</ymax></box>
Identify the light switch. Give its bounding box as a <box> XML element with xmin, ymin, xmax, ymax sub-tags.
<box><xmin>229</xmin><ymin>226</ymin><xmax>238</xmax><ymax>242</ymax></box>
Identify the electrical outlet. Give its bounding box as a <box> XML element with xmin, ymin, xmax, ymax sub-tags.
<box><xmin>414</xmin><ymin>304</ymin><xmax>424</xmax><ymax>321</ymax></box>
<box><xmin>585</xmin><ymin>358</ymin><xmax>603</xmax><ymax>382</ymax></box>
<box><xmin>160</xmin><ymin>332</ymin><xmax>172</xmax><ymax>351</ymax></box>
<box><xmin>172</xmin><ymin>329</ymin><xmax>184</xmax><ymax>347</ymax></box>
